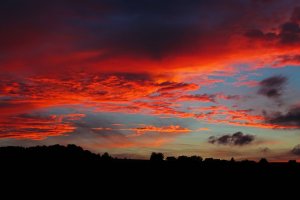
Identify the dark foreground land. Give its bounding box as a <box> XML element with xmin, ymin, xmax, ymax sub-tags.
<box><xmin>1</xmin><ymin>144</ymin><xmax>299</xmax><ymax>195</ymax></box>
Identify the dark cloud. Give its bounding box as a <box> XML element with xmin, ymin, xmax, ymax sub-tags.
<box><xmin>77</xmin><ymin>0</ymin><xmax>240</xmax><ymax>59</ymax></box>
<box><xmin>279</xmin><ymin>22</ymin><xmax>300</xmax><ymax>44</ymax></box>
<box><xmin>244</xmin><ymin>29</ymin><xmax>277</xmax><ymax>41</ymax></box>
<box><xmin>106</xmin><ymin>73</ymin><xmax>153</xmax><ymax>82</ymax></box>
<box><xmin>281</xmin><ymin>22</ymin><xmax>300</xmax><ymax>33</ymax></box>
<box><xmin>257</xmin><ymin>75</ymin><xmax>287</xmax><ymax>99</ymax></box>
<box><xmin>220</xmin><ymin>94</ymin><xmax>242</xmax><ymax>100</ymax></box>
<box><xmin>277</xmin><ymin>54</ymin><xmax>300</xmax><ymax>64</ymax></box>
<box><xmin>265</xmin><ymin>106</ymin><xmax>300</xmax><ymax>128</ymax></box>
<box><xmin>252</xmin><ymin>0</ymin><xmax>276</xmax><ymax>3</ymax></box>
<box><xmin>245</xmin><ymin>29</ymin><xmax>265</xmax><ymax>39</ymax></box>
<box><xmin>208</xmin><ymin>132</ymin><xmax>255</xmax><ymax>146</ymax></box>
<box><xmin>157</xmin><ymin>82</ymin><xmax>198</xmax><ymax>92</ymax></box>
<box><xmin>179</xmin><ymin>94</ymin><xmax>216</xmax><ymax>102</ymax></box>
<box><xmin>291</xmin><ymin>6</ymin><xmax>300</xmax><ymax>23</ymax></box>
<box><xmin>291</xmin><ymin>144</ymin><xmax>300</xmax><ymax>155</ymax></box>
<box><xmin>244</xmin><ymin>6</ymin><xmax>300</xmax><ymax>45</ymax></box>
<box><xmin>0</xmin><ymin>0</ymin><xmax>232</xmax><ymax>59</ymax></box>
<box><xmin>0</xmin><ymin>0</ymin><xmax>297</xmax><ymax>74</ymax></box>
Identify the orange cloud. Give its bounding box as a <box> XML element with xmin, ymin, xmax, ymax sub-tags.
<box><xmin>90</xmin><ymin>135</ymin><xmax>172</xmax><ymax>149</ymax></box>
<box><xmin>88</xmin><ymin>124</ymin><xmax>194</xmax><ymax>149</ymax></box>
<box><xmin>178</xmin><ymin>94</ymin><xmax>216</xmax><ymax>102</ymax></box>
<box><xmin>125</xmin><ymin>125</ymin><xmax>192</xmax><ymax>137</ymax></box>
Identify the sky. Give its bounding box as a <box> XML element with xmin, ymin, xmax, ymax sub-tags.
<box><xmin>1</xmin><ymin>0</ymin><xmax>300</xmax><ymax>161</ymax></box>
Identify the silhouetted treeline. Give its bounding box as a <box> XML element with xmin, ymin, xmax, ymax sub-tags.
<box><xmin>0</xmin><ymin>144</ymin><xmax>110</xmax><ymax>163</ymax></box>
<box><xmin>0</xmin><ymin>144</ymin><xmax>299</xmax><ymax>172</ymax></box>
<box><xmin>1</xmin><ymin>144</ymin><xmax>299</xmax><ymax>195</ymax></box>
<box><xmin>1</xmin><ymin>144</ymin><xmax>300</xmax><ymax>183</ymax></box>
<box><xmin>1</xmin><ymin>144</ymin><xmax>299</xmax><ymax>165</ymax></box>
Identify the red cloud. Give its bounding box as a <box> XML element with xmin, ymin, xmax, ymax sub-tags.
<box><xmin>0</xmin><ymin>114</ymin><xmax>84</xmax><ymax>140</ymax></box>
<box><xmin>1</xmin><ymin>71</ymin><xmax>295</xmax><ymax>140</ymax></box>
<box><xmin>0</xmin><ymin>73</ymin><xmax>203</xmax><ymax>120</ymax></box>
<box><xmin>1</xmin><ymin>1</ymin><xmax>300</xmax><ymax>143</ymax></box>
<box><xmin>0</xmin><ymin>70</ymin><xmax>297</xmax><ymax>142</ymax></box>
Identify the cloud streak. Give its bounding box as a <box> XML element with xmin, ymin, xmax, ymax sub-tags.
<box><xmin>0</xmin><ymin>113</ymin><xmax>84</xmax><ymax>140</ymax></box>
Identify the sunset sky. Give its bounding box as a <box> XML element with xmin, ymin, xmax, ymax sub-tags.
<box><xmin>1</xmin><ymin>0</ymin><xmax>300</xmax><ymax>161</ymax></box>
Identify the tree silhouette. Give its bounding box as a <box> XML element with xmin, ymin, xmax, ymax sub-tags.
<box><xmin>259</xmin><ymin>158</ymin><xmax>269</xmax><ymax>165</ymax></box>
<box><xmin>166</xmin><ymin>156</ymin><xmax>177</xmax><ymax>162</ymax></box>
<box><xmin>150</xmin><ymin>152</ymin><xmax>164</xmax><ymax>162</ymax></box>
<box><xmin>230</xmin><ymin>157</ymin><xmax>235</xmax><ymax>163</ymax></box>
<box><xmin>178</xmin><ymin>155</ymin><xmax>189</xmax><ymax>162</ymax></box>
<box><xmin>190</xmin><ymin>155</ymin><xmax>203</xmax><ymax>162</ymax></box>
<box><xmin>102</xmin><ymin>152</ymin><xmax>112</xmax><ymax>161</ymax></box>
